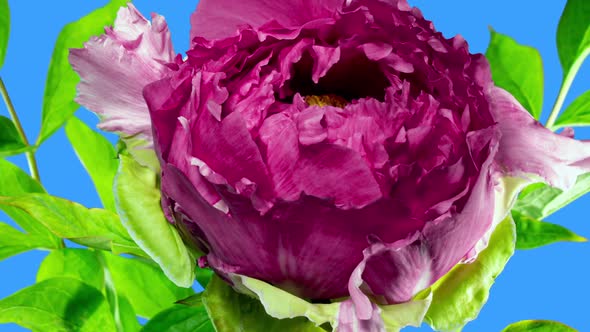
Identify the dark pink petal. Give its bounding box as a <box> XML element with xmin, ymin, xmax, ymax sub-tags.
<box><xmin>162</xmin><ymin>163</ymin><xmax>423</xmax><ymax>300</ymax></box>
<box><xmin>258</xmin><ymin>112</ymin><xmax>301</xmax><ymax>201</ymax></box>
<box><xmin>70</xmin><ymin>4</ymin><xmax>174</xmax><ymax>144</ymax></box>
<box><xmin>490</xmin><ymin>87</ymin><xmax>590</xmax><ymax>189</ymax></box>
<box><xmin>296</xmin><ymin>107</ymin><xmax>328</xmax><ymax>145</ymax></box>
<box><xmin>311</xmin><ymin>45</ymin><xmax>341</xmax><ymax>83</ymax></box>
<box><xmin>350</xmin><ymin>130</ymin><xmax>499</xmax><ymax>306</ymax></box>
<box><xmin>189</xmin><ymin>0</ymin><xmax>343</xmax><ymax>41</ymax></box>
<box><xmin>294</xmin><ymin>143</ymin><xmax>383</xmax><ymax>209</ymax></box>
<box><xmin>192</xmin><ymin>103</ymin><xmax>275</xmax><ymax>206</ymax></box>
<box><xmin>143</xmin><ymin>73</ymin><xmax>193</xmax><ymax>161</ymax></box>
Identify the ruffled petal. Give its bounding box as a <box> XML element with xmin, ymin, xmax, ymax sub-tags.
<box><xmin>490</xmin><ymin>87</ymin><xmax>590</xmax><ymax>189</ymax></box>
<box><xmin>189</xmin><ymin>0</ymin><xmax>343</xmax><ymax>41</ymax></box>
<box><xmin>70</xmin><ymin>4</ymin><xmax>174</xmax><ymax>145</ymax></box>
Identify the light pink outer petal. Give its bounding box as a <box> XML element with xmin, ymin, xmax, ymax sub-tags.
<box><xmin>69</xmin><ymin>4</ymin><xmax>174</xmax><ymax>144</ymax></box>
<box><xmin>490</xmin><ymin>87</ymin><xmax>590</xmax><ymax>189</ymax></box>
<box><xmin>189</xmin><ymin>0</ymin><xmax>343</xmax><ymax>41</ymax></box>
<box><xmin>337</xmin><ymin>299</ymin><xmax>385</xmax><ymax>332</ymax></box>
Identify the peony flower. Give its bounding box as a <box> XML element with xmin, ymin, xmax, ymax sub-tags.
<box><xmin>70</xmin><ymin>0</ymin><xmax>590</xmax><ymax>330</ymax></box>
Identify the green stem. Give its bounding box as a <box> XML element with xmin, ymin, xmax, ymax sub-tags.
<box><xmin>546</xmin><ymin>49</ymin><xmax>590</xmax><ymax>130</ymax></box>
<box><xmin>95</xmin><ymin>250</ymin><xmax>124</xmax><ymax>332</ymax></box>
<box><xmin>0</xmin><ymin>76</ymin><xmax>41</xmax><ymax>181</ymax></box>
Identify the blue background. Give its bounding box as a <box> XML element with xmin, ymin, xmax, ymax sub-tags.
<box><xmin>1</xmin><ymin>1</ymin><xmax>588</xmax><ymax>331</ymax></box>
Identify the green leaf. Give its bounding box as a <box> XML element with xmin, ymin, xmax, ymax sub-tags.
<box><xmin>114</xmin><ymin>154</ymin><xmax>195</xmax><ymax>287</ymax></box>
<box><xmin>513</xmin><ymin>211</ymin><xmax>586</xmax><ymax>250</ymax></box>
<box><xmin>37</xmin><ymin>249</ymin><xmax>142</xmax><ymax>332</ymax></box>
<box><xmin>502</xmin><ymin>320</ymin><xmax>577</xmax><ymax>332</ymax></box>
<box><xmin>0</xmin><ymin>115</ymin><xmax>30</xmax><ymax>157</ymax></box>
<box><xmin>37</xmin><ymin>0</ymin><xmax>128</xmax><ymax>144</ymax></box>
<box><xmin>0</xmin><ymin>193</ymin><xmax>142</xmax><ymax>255</ymax></box>
<box><xmin>557</xmin><ymin>0</ymin><xmax>590</xmax><ymax>75</ymax></box>
<box><xmin>0</xmin><ymin>0</ymin><xmax>8</xmax><ymax>68</ymax></box>
<box><xmin>0</xmin><ymin>221</ymin><xmax>50</xmax><ymax>261</ymax></box>
<box><xmin>486</xmin><ymin>29</ymin><xmax>544</xmax><ymax>119</ymax></box>
<box><xmin>102</xmin><ymin>254</ymin><xmax>194</xmax><ymax>319</ymax></box>
<box><xmin>513</xmin><ymin>173</ymin><xmax>590</xmax><ymax>220</ymax></box>
<box><xmin>142</xmin><ymin>304</ymin><xmax>214</xmax><ymax>332</ymax></box>
<box><xmin>65</xmin><ymin>117</ymin><xmax>118</xmax><ymax>212</ymax></box>
<box><xmin>37</xmin><ymin>248</ymin><xmax>104</xmax><ymax>290</ymax></box>
<box><xmin>0</xmin><ymin>159</ymin><xmax>43</xmax><ymax>194</ymax></box>
<box><xmin>0</xmin><ymin>277</ymin><xmax>117</xmax><ymax>332</ymax></box>
<box><xmin>554</xmin><ymin>90</ymin><xmax>590</xmax><ymax>128</ymax></box>
<box><xmin>95</xmin><ymin>251</ymin><xmax>141</xmax><ymax>332</ymax></box>
<box><xmin>203</xmin><ymin>276</ymin><xmax>323</xmax><ymax>332</ymax></box>
<box><xmin>425</xmin><ymin>216</ymin><xmax>516</xmax><ymax>331</ymax></box>
<box><xmin>116</xmin><ymin>295</ymin><xmax>142</xmax><ymax>332</ymax></box>
<box><xmin>0</xmin><ymin>160</ymin><xmax>62</xmax><ymax>248</ymax></box>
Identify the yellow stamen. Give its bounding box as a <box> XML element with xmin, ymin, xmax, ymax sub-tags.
<box><xmin>304</xmin><ymin>94</ymin><xmax>348</xmax><ymax>108</ymax></box>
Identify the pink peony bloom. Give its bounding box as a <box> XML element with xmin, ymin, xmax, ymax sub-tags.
<box><xmin>70</xmin><ymin>0</ymin><xmax>590</xmax><ymax>329</ymax></box>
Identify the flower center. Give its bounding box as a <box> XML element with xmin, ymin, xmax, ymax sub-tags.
<box><xmin>304</xmin><ymin>94</ymin><xmax>349</xmax><ymax>108</ymax></box>
<box><xmin>289</xmin><ymin>50</ymin><xmax>390</xmax><ymax>102</ymax></box>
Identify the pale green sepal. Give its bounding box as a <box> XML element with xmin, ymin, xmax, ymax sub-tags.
<box><xmin>235</xmin><ymin>274</ymin><xmax>432</xmax><ymax>332</ymax></box>
<box><xmin>202</xmin><ymin>275</ymin><xmax>324</xmax><ymax>332</ymax></box>
<box><xmin>380</xmin><ymin>290</ymin><xmax>432</xmax><ymax>332</ymax></box>
<box><xmin>468</xmin><ymin>176</ymin><xmax>528</xmax><ymax>259</ymax></box>
<box><xmin>425</xmin><ymin>216</ymin><xmax>516</xmax><ymax>332</ymax></box>
<box><xmin>494</xmin><ymin>176</ymin><xmax>532</xmax><ymax>225</ymax></box>
<box><xmin>122</xmin><ymin>134</ymin><xmax>161</xmax><ymax>173</ymax></box>
<box><xmin>114</xmin><ymin>154</ymin><xmax>195</xmax><ymax>287</ymax></box>
<box><xmin>235</xmin><ymin>274</ymin><xmax>340</xmax><ymax>327</ymax></box>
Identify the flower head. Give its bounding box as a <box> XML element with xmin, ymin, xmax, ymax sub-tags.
<box><xmin>71</xmin><ymin>0</ymin><xmax>590</xmax><ymax>330</ymax></box>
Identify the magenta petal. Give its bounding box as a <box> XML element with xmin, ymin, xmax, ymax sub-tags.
<box><xmin>490</xmin><ymin>87</ymin><xmax>590</xmax><ymax>189</ymax></box>
<box><xmin>295</xmin><ymin>143</ymin><xmax>383</xmax><ymax>209</ymax></box>
<box><xmin>311</xmin><ymin>45</ymin><xmax>341</xmax><ymax>83</ymax></box>
<box><xmin>349</xmin><ymin>235</ymin><xmax>430</xmax><ymax>310</ymax></box>
<box><xmin>162</xmin><ymin>164</ymin><xmax>354</xmax><ymax>299</ymax></box>
<box><xmin>144</xmin><ymin>75</ymin><xmax>193</xmax><ymax>161</ymax></box>
<box><xmin>351</xmin><ymin>133</ymin><xmax>499</xmax><ymax>305</ymax></box>
<box><xmin>192</xmin><ymin>106</ymin><xmax>275</xmax><ymax>205</ymax></box>
<box><xmin>70</xmin><ymin>4</ymin><xmax>174</xmax><ymax>143</ymax></box>
<box><xmin>258</xmin><ymin>113</ymin><xmax>301</xmax><ymax>201</ymax></box>
<box><xmin>189</xmin><ymin>0</ymin><xmax>343</xmax><ymax>41</ymax></box>
<box><xmin>162</xmin><ymin>162</ymin><xmax>423</xmax><ymax>300</ymax></box>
